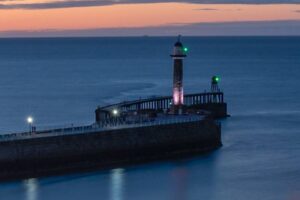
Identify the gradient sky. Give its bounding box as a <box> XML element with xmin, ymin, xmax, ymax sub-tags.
<box><xmin>1</xmin><ymin>0</ymin><xmax>300</xmax><ymax>36</ymax></box>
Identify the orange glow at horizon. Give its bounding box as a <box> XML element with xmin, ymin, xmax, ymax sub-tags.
<box><xmin>1</xmin><ymin>3</ymin><xmax>300</xmax><ymax>32</ymax></box>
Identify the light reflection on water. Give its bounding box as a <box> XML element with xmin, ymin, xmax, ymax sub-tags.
<box><xmin>110</xmin><ymin>168</ymin><xmax>124</xmax><ymax>200</ymax></box>
<box><xmin>171</xmin><ymin>166</ymin><xmax>188</xmax><ymax>200</ymax></box>
<box><xmin>23</xmin><ymin>178</ymin><xmax>39</xmax><ymax>200</ymax></box>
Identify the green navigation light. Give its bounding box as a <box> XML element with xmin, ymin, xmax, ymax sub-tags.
<box><xmin>183</xmin><ymin>47</ymin><xmax>188</xmax><ymax>53</ymax></box>
<box><xmin>212</xmin><ymin>76</ymin><xmax>220</xmax><ymax>83</ymax></box>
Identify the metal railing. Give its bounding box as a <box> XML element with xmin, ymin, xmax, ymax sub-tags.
<box><xmin>0</xmin><ymin>115</ymin><xmax>205</xmax><ymax>142</ymax></box>
<box><xmin>99</xmin><ymin>92</ymin><xmax>224</xmax><ymax>112</ymax></box>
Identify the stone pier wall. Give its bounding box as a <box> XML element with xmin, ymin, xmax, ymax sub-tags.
<box><xmin>0</xmin><ymin>119</ymin><xmax>221</xmax><ymax>181</ymax></box>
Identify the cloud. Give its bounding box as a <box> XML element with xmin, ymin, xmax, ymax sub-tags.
<box><xmin>193</xmin><ymin>8</ymin><xmax>219</xmax><ymax>11</ymax></box>
<box><xmin>194</xmin><ymin>7</ymin><xmax>244</xmax><ymax>11</ymax></box>
<box><xmin>1</xmin><ymin>20</ymin><xmax>300</xmax><ymax>37</ymax></box>
<box><xmin>0</xmin><ymin>0</ymin><xmax>299</xmax><ymax>10</ymax></box>
<box><xmin>0</xmin><ymin>0</ymin><xmax>114</xmax><ymax>9</ymax></box>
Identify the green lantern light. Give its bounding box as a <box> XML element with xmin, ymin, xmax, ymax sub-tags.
<box><xmin>183</xmin><ymin>47</ymin><xmax>188</xmax><ymax>53</ymax></box>
<box><xmin>212</xmin><ymin>76</ymin><xmax>220</xmax><ymax>83</ymax></box>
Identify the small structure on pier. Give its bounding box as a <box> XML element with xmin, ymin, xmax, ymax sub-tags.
<box><xmin>211</xmin><ymin>76</ymin><xmax>220</xmax><ymax>93</ymax></box>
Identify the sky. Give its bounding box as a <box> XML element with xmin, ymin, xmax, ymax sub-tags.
<box><xmin>0</xmin><ymin>0</ymin><xmax>300</xmax><ymax>37</ymax></box>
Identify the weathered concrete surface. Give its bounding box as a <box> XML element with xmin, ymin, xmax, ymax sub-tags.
<box><xmin>0</xmin><ymin>119</ymin><xmax>221</xmax><ymax>182</ymax></box>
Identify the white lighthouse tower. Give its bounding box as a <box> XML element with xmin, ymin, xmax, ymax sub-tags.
<box><xmin>170</xmin><ymin>35</ymin><xmax>187</xmax><ymax>114</ymax></box>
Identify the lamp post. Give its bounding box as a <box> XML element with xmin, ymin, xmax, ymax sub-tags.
<box><xmin>112</xmin><ymin>109</ymin><xmax>119</xmax><ymax>125</ymax></box>
<box><xmin>211</xmin><ymin>76</ymin><xmax>220</xmax><ymax>93</ymax></box>
<box><xmin>27</xmin><ymin>116</ymin><xmax>33</xmax><ymax>133</ymax></box>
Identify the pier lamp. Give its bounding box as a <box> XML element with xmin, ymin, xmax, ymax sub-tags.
<box><xmin>112</xmin><ymin>109</ymin><xmax>119</xmax><ymax>116</ymax></box>
<box><xmin>183</xmin><ymin>47</ymin><xmax>188</xmax><ymax>53</ymax></box>
<box><xmin>27</xmin><ymin>116</ymin><xmax>34</xmax><ymax>133</ymax></box>
<box><xmin>215</xmin><ymin>76</ymin><xmax>220</xmax><ymax>82</ymax></box>
<box><xmin>213</xmin><ymin>76</ymin><xmax>220</xmax><ymax>83</ymax></box>
<box><xmin>211</xmin><ymin>76</ymin><xmax>221</xmax><ymax>93</ymax></box>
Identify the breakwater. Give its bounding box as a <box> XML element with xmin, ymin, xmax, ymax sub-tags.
<box><xmin>0</xmin><ymin>117</ymin><xmax>221</xmax><ymax>182</ymax></box>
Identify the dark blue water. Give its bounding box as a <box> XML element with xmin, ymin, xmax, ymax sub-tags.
<box><xmin>0</xmin><ymin>37</ymin><xmax>299</xmax><ymax>200</ymax></box>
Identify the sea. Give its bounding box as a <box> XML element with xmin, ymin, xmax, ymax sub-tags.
<box><xmin>0</xmin><ymin>37</ymin><xmax>299</xmax><ymax>200</ymax></box>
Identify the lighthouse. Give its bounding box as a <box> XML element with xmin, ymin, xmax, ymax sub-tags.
<box><xmin>171</xmin><ymin>36</ymin><xmax>187</xmax><ymax>114</ymax></box>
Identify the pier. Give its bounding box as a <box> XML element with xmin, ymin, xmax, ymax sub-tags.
<box><xmin>0</xmin><ymin>37</ymin><xmax>227</xmax><ymax>182</ymax></box>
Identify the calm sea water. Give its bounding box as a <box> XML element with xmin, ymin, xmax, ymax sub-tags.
<box><xmin>0</xmin><ymin>37</ymin><xmax>299</xmax><ymax>200</ymax></box>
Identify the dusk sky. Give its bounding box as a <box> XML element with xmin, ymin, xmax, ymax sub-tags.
<box><xmin>1</xmin><ymin>0</ymin><xmax>300</xmax><ymax>37</ymax></box>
